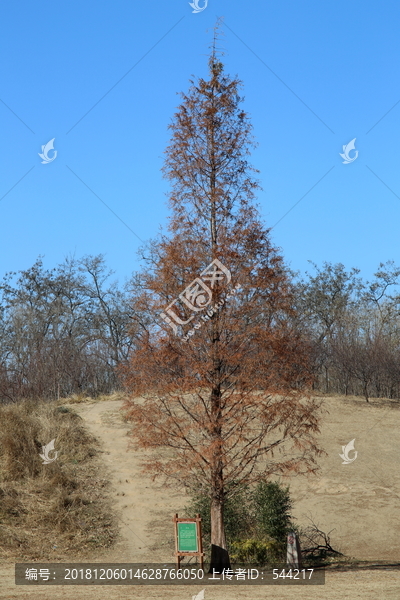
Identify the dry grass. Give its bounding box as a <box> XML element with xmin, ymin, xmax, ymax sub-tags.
<box><xmin>62</xmin><ymin>391</ymin><xmax>126</xmax><ymax>404</ymax></box>
<box><xmin>0</xmin><ymin>400</ymin><xmax>119</xmax><ymax>561</ymax></box>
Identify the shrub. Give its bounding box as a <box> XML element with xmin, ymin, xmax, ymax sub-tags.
<box><xmin>186</xmin><ymin>480</ymin><xmax>294</xmax><ymax>562</ymax></box>
<box><xmin>230</xmin><ymin>538</ymin><xmax>282</xmax><ymax>565</ymax></box>
<box><xmin>252</xmin><ymin>481</ymin><xmax>293</xmax><ymax>554</ymax></box>
<box><xmin>0</xmin><ymin>399</ymin><xmax>118</xmax><ymax>560</ymax></box>
<box><xmin>185</xmin><ymin>483</ymin><xmax>253</xmax><ymax>550</ymax></box>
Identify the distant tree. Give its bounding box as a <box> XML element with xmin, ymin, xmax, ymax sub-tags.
<box><xmin>363</xmin><ymin>260</ymin><xmax>400</xmax><ymax>309</ymax></box>
<box><xmin>295</xmin><ymin>262</ymin><xmax>363</xmax><ymax>392</ymax></box>
<box><xmin>296</xmin><ymin>261</ymin><xmax>363</xmax><ymax>343</ymax></box>
<box><xmin>0</xmin><ymin>255</ymin><xmax>134</xmax><ymax>402</ymax></box>
<box><xmin>332</xmin><ymin>296</ymin><xmax>400</xmax><ymax>401</ymax></box>
<box><xmin>122</xmin><ymin>29</ymin><xmax>322</xmax><ymax>572</ymax></box>
<box><xmin>78</xmin><ymin>255</ymin><xmax>136</xmax><ymax>366</ymax></box>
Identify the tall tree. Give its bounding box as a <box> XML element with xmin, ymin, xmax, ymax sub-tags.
<box><xmin>122</xmin><ymin>26</ymin><xmax>322</xmax><ymax>571</ymax></box>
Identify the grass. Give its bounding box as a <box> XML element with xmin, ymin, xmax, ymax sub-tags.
<box><xmin>0</xmin><ymin>399</ymin><xmax>119</xmax><ymax>561</ymax></box>
<box><xmin>62</xmin><ymin>391</ymin><xmax>126</xmax><ymax>404</ymax></box>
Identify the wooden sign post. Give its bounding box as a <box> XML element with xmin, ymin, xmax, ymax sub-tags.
<box><xmin>173</xmin><ymin>513</ymin><xmax>204</xmax><ymax>570</ymax></box>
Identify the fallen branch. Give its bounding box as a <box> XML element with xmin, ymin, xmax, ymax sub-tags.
<box><xmin>300</xmin><ymin>515</ymin><xmax>343</xmax><ymax>557</ymax></box>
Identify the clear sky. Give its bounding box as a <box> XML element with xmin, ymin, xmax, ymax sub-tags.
<box><xmin>1</xmin><ymin>1</ymin><xmax>399</xmax><ymax>286</ymax></box>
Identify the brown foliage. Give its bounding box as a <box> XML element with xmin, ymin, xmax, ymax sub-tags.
<box><xmin>121</xmin><ymin>32</ymin><xmax>322</xmax><ymax>567</ymax></box>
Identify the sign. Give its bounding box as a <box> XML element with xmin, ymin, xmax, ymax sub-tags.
<box><xmin>177</xmin><ymin>522</ymin><xmax>198</xmax><ymax>552</ymax></box>
<box><xmin>173</xmin><ymin>513</ymin><xmax>204</xmax><ymax>570</ymax></box>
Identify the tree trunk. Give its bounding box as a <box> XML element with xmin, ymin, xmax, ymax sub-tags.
<box><xmin>208</xmin><ymin>78</ymin><xmax>230</xmax><ymax>572</ymax></box>
<box><xmin>209</xmin><ymin>493</ymin><xmax>231</xmax><ymax>572</ymax></box>
<box><xmin>209</xmin><ymin>383</ymin><xmax>231</xmax><ymax>571</ymax></box>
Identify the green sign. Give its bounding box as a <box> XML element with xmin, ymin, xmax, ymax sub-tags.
<box><xmin>177</xmin><ymin>522</ymin><xmax>198</xmax><ymax>552</ymax></box>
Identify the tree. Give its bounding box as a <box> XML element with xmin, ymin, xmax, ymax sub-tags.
<box><xmin>78</xmin><ymin>255</ymin><xmax>136</xmax><ymax>367</ymax></box>
<box><xmin>0</xmin><ymin>255</ymin><xmax>134</xmax><ymax>403</ymax></box>
<box><xmin>295</xmin><ymin>262</ymin><xmax>363</xmax><ymax>392</ymax></box>
<box><xmin>122</xmin><ymin>26</ymin><xmax>322</xmax><ymax>571</ymax></box>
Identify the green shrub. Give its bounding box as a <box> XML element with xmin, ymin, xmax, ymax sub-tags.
<box><xmin>230</xmin><ymin>538</ymin><xmax>280</xmax><ymax>565</ymax></box>
<box><xmin>185</xmin><ymin>483</ymin><xmax>253</xmax><ymax>549</ymax></box>
<box><xmin>186</xmin><ymin>479</ymin><xmax>294</xmax><ymax>562</ymax></box>
<box><xmin>252</xmin><ymin>481</ymin><xmax>293</xmax><ymax>554</ymax></box>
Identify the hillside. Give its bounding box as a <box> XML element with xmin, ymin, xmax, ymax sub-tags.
<box><xmin>0</xmin><ymin>394</ymin><xmax>399</xmax><ymax>599</ymax></box>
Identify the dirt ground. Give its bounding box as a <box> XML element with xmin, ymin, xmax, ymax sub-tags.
<box><xmin>1</xmin><ymin>395</ymin><xmax>400</xmax><ymax>599</ymax></box>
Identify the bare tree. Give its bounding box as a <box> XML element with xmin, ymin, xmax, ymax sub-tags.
<box><xmin>0</xmin><ymin>255</ymin><xmax>135</xmax><ymax>403</ymax></box>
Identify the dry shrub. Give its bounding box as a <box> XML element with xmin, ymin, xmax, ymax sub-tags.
<box><xmin>0</xmin><ymin>399</ymin><xmax>119</xmax><ymax>560</ymax></box>
<box><xmin>60</xmin><ymin>393</ymin><xmax>91</xmax><ymax>405</ymax></box>
<box><xmin>96</xmin><ymin>391</ymin><xmax>127</xmax><ymax>403</ymax></box>
<box><xmin>0</xmin><ymin>407</ymin><xmax>42</xmax><ymax>481</ymax></box>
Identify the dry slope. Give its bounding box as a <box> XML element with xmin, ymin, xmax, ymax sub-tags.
<box><xmin>1</xmin><ymin>394</ymin><xmax>399</xmax><ymax>599</ymax></box>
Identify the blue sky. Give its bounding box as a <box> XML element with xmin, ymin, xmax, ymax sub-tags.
<box><xmin>1</xmin><ymin>1</ymin><xmax>400</xmax><ymax>286</ymax></box>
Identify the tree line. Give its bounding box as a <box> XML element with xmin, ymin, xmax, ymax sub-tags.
<box><xmin>0</xmin><ymin>255</ymin><xmax>399</xmax><ymax>404</ymax></box>
<box><xmin>0</xmin><ymin>255</ymin><xmax>135</xmax><ymax>402</ymax></box>
<box><xmin>295</xmin><ymin>260</ymin><xmax>400</xmax><ymax>401</ymax></box>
